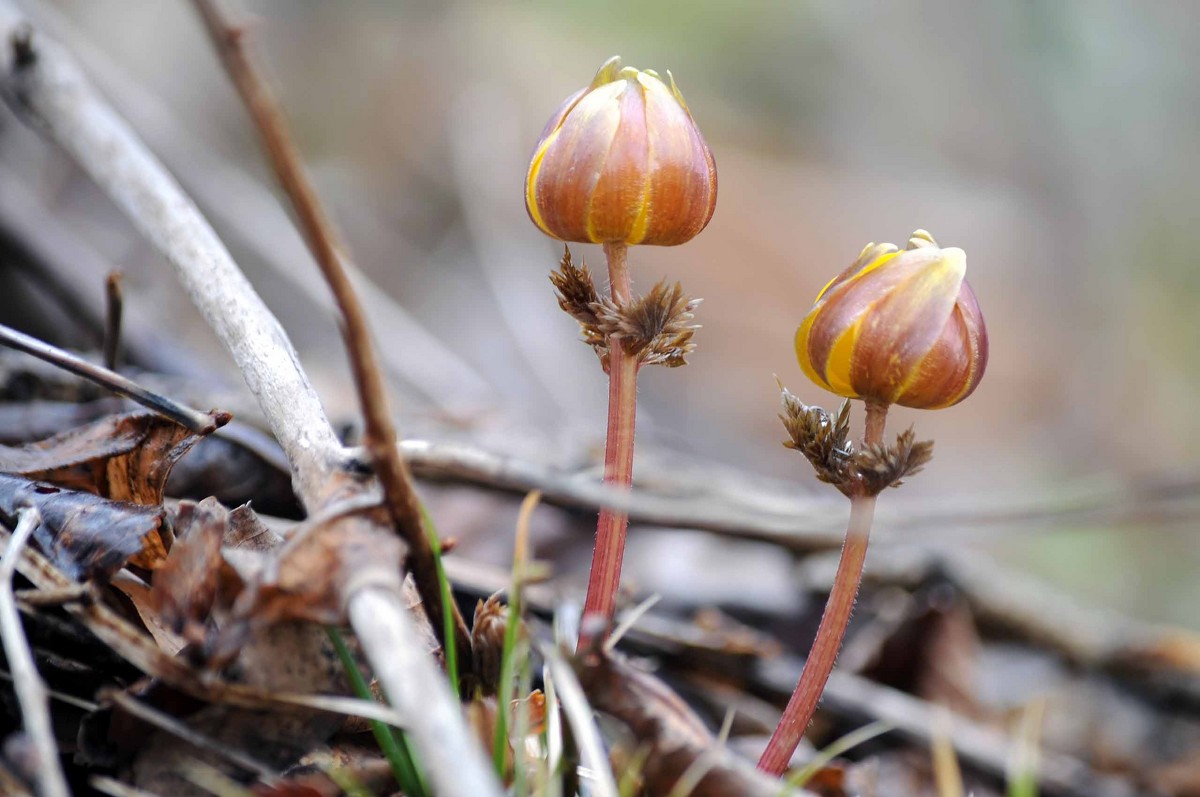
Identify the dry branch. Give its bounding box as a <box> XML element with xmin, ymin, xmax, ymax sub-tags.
<box><xmin>0</xmin><ymin>508</ymin><xmax>70</xmax><ymax>797</ymax></box>
<box><xmin>0</xmin><ymin>323</ymin><xmax>222</xmax><ymax>434</ymax></box>
<box><xmin>0</xmin><ymin>6</ymin><xmax>499</xmax><ymax>795</ymax></box>
<box><xmin>188</xmin><ymin>0</ymin><xmax>470</xmax><ymax>666</ymax></box>
<box><xmin>398</xmin><ymin>438</ymin><xmax>1200</xmax><ymax>552</ymax></box>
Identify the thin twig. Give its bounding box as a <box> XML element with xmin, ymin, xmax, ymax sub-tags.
<box><xmin>188</xmin><ymin>0</ymin><xmax>470</xmax><ymax>666</ymax></box>
<box><xmin>90</xmin><ymin>776</ymin><xmax>166</xmax><ymax>797</ymax></box>
<box><xmin>398</xmin><ymin>438</ymin><xmax>1200</xmax><ymax>551</ymax></box>
<box><xmin>14</xmin><ymin>583</ymin><xmax>90</xmax><ymax>607</ymax></box>
<box><xmin>0</xmin><ymin>508</ymin><xmax>70</xmax><ymax>797</ymax></box>
<box><xmin>103</xmin><ymin>269</ymin><xmax>123</xmax><ymax>370</ymax></box>
<box><xmin>103</xmin><ymin>689</ymin><xmax>277</xmax><ymax>781</ymax></box>
<box><xmin>811</xmin><ymin>669</ymin><xmax>1127</xmax><ymax>797</ymax></box>
<box><xmin>539</xmin><ymin>642</ymin><xmax>619</xmax><ymax>797</ymax></box>
<box><xmin>0</xmin><ymin>669</ymin><xmax>99</xmax><ymax>712</ymax></box>
<box><xmin>0</xmin><ymin>322</ymin><xmax>224</xmax><ymax>434</ymax></box>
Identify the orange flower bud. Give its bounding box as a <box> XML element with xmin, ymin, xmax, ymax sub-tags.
<box><xmin>525</xmin><ymin>56</ymin><xmax>717</xmax><ymax>246</ymax></box>
<box><xmin>795</xmin><ymin>231</ymin><xmax>988</xmax><ymax>410</ymax></box>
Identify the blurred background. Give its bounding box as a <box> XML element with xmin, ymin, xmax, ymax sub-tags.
<box><xmin>2</xmin><ymin>0</ymin><xmax>1198</xmax><ymax>628</ymax></box>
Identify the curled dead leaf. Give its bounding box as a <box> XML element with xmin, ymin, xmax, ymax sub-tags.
<box><xmin>0</xmin><ymin>473</ymin><xmax>164</xmax><ymax>581</ymax></box>
<box><xmin>0</xmin><ymin>410</ymin><xmax>228</xmax><ymax>570</ymax></box>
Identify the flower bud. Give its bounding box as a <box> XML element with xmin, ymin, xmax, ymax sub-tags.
<box><xmin>795</xmin><ymin>231</ymin><xmax>988</xmax><ymax>410</ymax></box>
<box><xmin>525</xmin><ymin>56</ymin><xmax>717</xmax><ymax>246</ymax></box>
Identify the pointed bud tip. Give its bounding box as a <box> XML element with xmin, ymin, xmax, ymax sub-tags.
<box><xmin>591</xmin><ymin>55</ymin><xmax>623</xmax><ymax>87</ymax></box>
<box><xmin>528</xmin><ymin>57</ymin><xmax>716</xmax><ymax>246</ymax></box>
<box><xmin>907</xmin><ymin>229</ymin><xmax>939</xmax><ymax>249</ymax></box>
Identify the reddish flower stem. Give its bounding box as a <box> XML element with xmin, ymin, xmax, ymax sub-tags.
<box><xmin>758</xmin><ymin>400</ymin><xmax>889</xmax><ymax>776</ymax></box>
<box><xmin>577</xmin><ymin>242</ymin><xmax>638</xmax><ymax>651</ymax></box>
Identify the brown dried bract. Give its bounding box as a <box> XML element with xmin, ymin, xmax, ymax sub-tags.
<box><xmin>780</xmin><ymin>389</ymin><xmax>855</xmax><ymax>489</ymax></box>
<box><xmin>594</xmin><ymin>279</ymin><xmax>700</xmax><ymax>368</ymax></box>
<box><xmin>471</xmin><ymin>594</ymin><xmax>509</xmax><ymax>696</ymax></box>
<box><xmin>854</xmin><ymin>427</ymin><xmax>934</xmax><ymax>496</ymax></box>
<box><xmin>549</xmin><ymin>246</ymin><xmax>608</xmax><ymax>361</ymax></box>
<box><xmin>550</xmin><ymin>245</ymin><xmax>701</xmax><ymax>369</ymax></box>
<box><xmin>779</xmin><ymin>387</ymin><xmax>932</xmax><ymax>496</ymax></box>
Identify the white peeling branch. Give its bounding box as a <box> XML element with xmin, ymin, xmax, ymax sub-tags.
<box><xmin>0</xmin><ymin>2</ymin><xmax>341</xmax><ymax>507</ymax></box>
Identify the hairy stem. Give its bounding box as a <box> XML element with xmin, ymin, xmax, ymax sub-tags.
<box><xmin>578</xmin><ymin>241</ymin><xmax>638</xmax><ymax>650</ymax></box>
<box><xmin>758</xmin><ymin>400</ymin><xmax>889</xmax><ymax>776</ymax></box>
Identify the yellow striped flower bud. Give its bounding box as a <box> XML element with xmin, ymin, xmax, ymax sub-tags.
<box><xmin>795</xmin><ymin>231</ymin><xmax>988</xmax><ymax>410</ymax></box>
<box><xmin>525</xmin><ymin>56</ymin><xmax>717</xmax><ymax>246</ymax></box>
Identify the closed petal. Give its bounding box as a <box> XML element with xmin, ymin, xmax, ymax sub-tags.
<box><xmin>635</xmin><ymin>72</ymin><xmax>717</xmax><ymax>245</ymax></box>
<box><xmin>586</xmin><ymin>79</ymin><xmax>649</xmax><ymax>243</ymax></box>
<box><xmin>530</xmin><ymin>81</ymin><xmax>624</xmax><ymax>242</ymax></box>
<box><xmin>805</xmin><ymin>248</ymin><xmax>925</xmax><ymax>385</ymax></box>
<box><xmin>849</xmin><ymin>247</ymin><xmax>965</xmax><ymax>403</ymax></box>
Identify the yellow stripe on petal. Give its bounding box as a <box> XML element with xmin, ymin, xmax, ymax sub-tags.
<box><xmin>814</xmin><ymin>249</ymin><xmax>899</xmax><ymax>303</ymax></box>
<box><xmin>794</xmin><ymin>315</ymin><xmax>829</xmax><ymax>391</ymax></box>
<box><xmin>625</xmin><ymin>78</ymin><xmax>655</xmax><ymax>245</ymax></box>
<box><xmin>823</xmin><ymin>317</ymin><xmax>863</xmax><ymax>397</ymax></box>
<box><xmin>525</xmin><ymin>131</ymin><xmax>559</xmax><ymax>236</ymax></box>
<box><xmin>852</xmin><ymin>249</ymin><xmax>899</xmax><ymax>284</ymax></box>
<box><xmin>813</xmin><ymin>271</ymin><xmax>843</xmax><ymax>304</ymax></box>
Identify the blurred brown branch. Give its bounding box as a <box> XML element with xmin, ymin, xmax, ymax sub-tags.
<box><xmin>0</xmin><ymin>3</ymin><xmax>499</xmax><ymax>795</ymax></box>
<box><xmin>188</xmin><ymin>0</ymin><xmax>471</xmax><ymax>672</ymax></box>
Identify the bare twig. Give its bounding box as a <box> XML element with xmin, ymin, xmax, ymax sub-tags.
<box><xmin>188</xmin><ymin>0</ymin><xmax>470</xmax><ymax>664</ymax></box>
<box><xmin>0</xmin><ymin>508</ymin><xmax>70</xmax><ymax>797</ymax></box>
<box><xmin>0</xmin><ymin>164</ymin><xmax>206</xmax><ymax>378</ymax></box>
<box><xmin>0</xmin><ymin>7</ymin><xmax>498</xmax><ymax>795</ymax></box>
<box><xmin>0</xmin><ymin>322</ymin><xmax>225</xmax><ymax>434</ymax></box>
<box><xmin>14</xmin><ymin>583</ymin><xmax>90</xmax><ymax>607</ymax></box>
<box><xmin>103</xmin><ymin>269</ymin><xmax>123</xmax><ymax>370</ymax></box>
<box><xmin>398</xmin><ymin>438</ymin><xmax>1200</xmax><ymax>551</ymax></box>
<box><xmin>0</xmin><ymin>669</ymin><xmax>99</xmax><ymax>712</ymax></box>
<box><xmin>90</xmin><ymin>776</ymin><xmax>166</xmax><ymax>797</ymax></box>
<box><xmin>540</xmin><ymin>642</ymin><xmax>620</xmax><ymax>797</ymax></box>
<box><xmin>103</xmin><ymin>690</ymin><xmax>277</xmax><ymax>781</ymax></box>
<box><xmin>811</xmin><ymin>668</ymin><xmax>1132</xmax><ymax>797</ymax></box>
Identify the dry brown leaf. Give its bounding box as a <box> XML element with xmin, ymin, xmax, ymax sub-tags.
<box><xmin>152</xmin><ymin>497</ymin><xmax>229</xmax><ymax>648</ymax></box>
<box><xmin>112</xmin><ymin>571</ymin><xmax>188</xmax><ymax>656</ymax></box>
<box><xmin>0</xmin><ymin>410</ymin><xmax>228</xmax><ymax>569</ymax></box>
<box><xmin>862</xmin><ymin>589</ymin><xmax>983</xmax><ymax>720</ymax></box>
<box><xmin>0</xmin><ymin>473</ymin><xmax>164</xmax><ymax>581</ymax></box>
<box><xmin>209</xmin><ymin>509</ymin><xmax>404</xmax><ymax>666</ymax></box>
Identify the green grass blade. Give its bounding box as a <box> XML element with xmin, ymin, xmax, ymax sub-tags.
<box><xmin>785</xmin><ymin>720</ymin><xmax>893</xmax><ymax>789</ymax></box>
<box><xmin>419</xmin><ymin>504</ymin><xmax>460</xmax><ymax>700</ymax></box>
<box><xmin>1007</xmin><ymin>698</ymin><xmax>1046</xmax><ymax>797</ymax></box>
<box><xmin>492</xmin><ymin>491</ymin><xmax>540</xmax><ymax>779</ymax></box>
<box><xmin>492</xmin><ymin>571</ymin><xmax>522</xmax><ymax>776</ymax></box>
<box><xmin>327</xmin><ymin>627</ymin><xmax>430</xmax><ymax>797</ymax></box>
